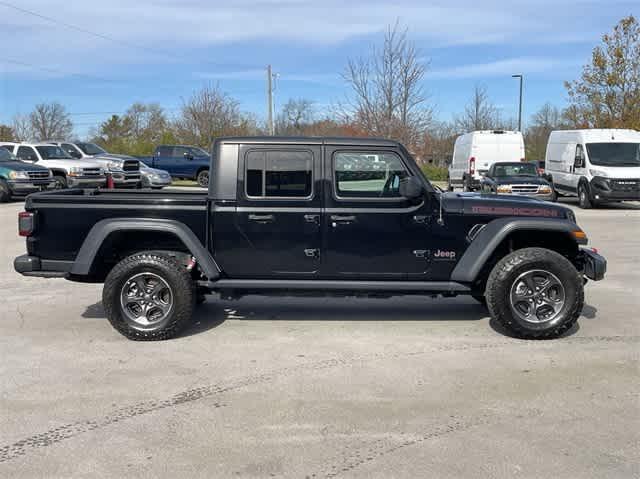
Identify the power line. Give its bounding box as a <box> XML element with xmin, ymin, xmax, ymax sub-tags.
<box><xmin>1</xmin><ymin>57</ymin><xmax>112</xmax><ymax>82</ymax></box>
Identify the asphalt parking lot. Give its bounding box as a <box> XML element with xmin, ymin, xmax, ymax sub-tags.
<box><xmin>1</xmin><ymin>197</ymin><xmax>639</xmax><ymax>478</ymax></box>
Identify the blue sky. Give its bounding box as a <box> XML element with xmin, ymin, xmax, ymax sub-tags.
<box><xmin>0</xmin><ymin>0</ymin><xmax>637</xmax><ymax>138</ymax></box>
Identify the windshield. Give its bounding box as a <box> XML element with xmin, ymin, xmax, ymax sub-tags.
<box><xmin>586</xmin><ymin>143</ymin><xmax>640</xmax><ymax>167</ymax></box>
<box><xmin>0</xmin><ymin>148</ymin><xmax>18</xmax><ymax>161</ymax></box>
<box><xmin>192</xmin><ymin>147</ymin><xmax>209</xmax><ymax>157</ymax></box>
<box><xmin>36</xmin><ymin>145</ymin><xmax>72</xmax><ymax>160</ymax></box>
<box><xmin>77</xmin><ymin>142</ymin><xmax>107</xmax><ymax>155</ymax></box>
<box><xmin>492</xmin><ymin>163</ymin><xmax>538</xmax><ymax>177</ymax></box>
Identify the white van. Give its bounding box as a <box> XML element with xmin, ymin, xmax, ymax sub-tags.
<box><xmin>545</xmin><ymin>129</ymin><xmax>640</xmax><ymax>208</ymax></box>
<box><xmin>448</xmin><ymin>130</ymin><xmax>525</xmax><ymax>191</ymax></box>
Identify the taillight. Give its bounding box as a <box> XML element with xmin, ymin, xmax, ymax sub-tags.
<box><xmin>520</xmin><ymin>158</ymin><xmax>526</xmax><ymax>162</ymax></box>
<box><xmin>469</xmin><ymin>157</ymin><xmax>475</xmax><ymax>175</ymax></box>
<box><xmin>18</xmin><ymin>211</ymin><xmax>34</xmax><ymax>237</ymax></box>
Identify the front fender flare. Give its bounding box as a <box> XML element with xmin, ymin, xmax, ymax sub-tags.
<box><xmin>70</xmin><ymin>218</ymin><xmax>220</xmax><ymax>279</ymax></box>
<box><xmin>450</xmin><ymin>217</ymin><xmax>582</xmax><ymax>283</ymax></box>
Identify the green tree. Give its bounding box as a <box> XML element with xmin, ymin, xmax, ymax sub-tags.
<box><xmin>565</xmin><ymin>15</ymin><xmax>640</xmax><ymax>129</ymax></box>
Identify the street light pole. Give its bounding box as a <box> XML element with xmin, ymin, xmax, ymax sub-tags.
<box><xmin>512</xmin><ymin>74</ymin><xmax>523</xmax><ymax>132</ymax></box>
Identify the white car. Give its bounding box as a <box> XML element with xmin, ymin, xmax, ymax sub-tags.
<box><xmin>50</xmin><ymin>141</ymin><xmax>141</xmax><ymax>188</ymax></box>
<box><xmin>448</xmin><ymin>130</ymin><xmax>526</xmax><ymax>191</ymax></box>
<box><xmin>1</xmin><ymin>142</ymin><xmax>106</xmax><ymax>189</ymax></box>
<box><xmin>545</xmin><ymin>129</ymin><xmax>640</xmax><ymax>208</ymax></box>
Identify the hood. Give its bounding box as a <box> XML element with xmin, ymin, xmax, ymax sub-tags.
<box><xmin>489</xmin><ymin>175</ymin><xmax>549</xmax><ymax>185</ymax></box>
<box><xmin>95</xmin><ymin>153</ymin><xmax>136</xmax><ymax>160</ymax></box>
<box><xmin>140</xmin><ymin>165</ymin><xmax>170</xmax><ymax>175</ymax></box>
<box><xmin>0</xmin><ymin>159</ymin><xmax>50</xmax><ymax>172</ymax></box>
<box><xmin>589</xmin><ymin>166</ymin><xmax>640</xmax><ymax>179</ymax></box>
<box><xmin>442</xmin><ymin>191</ymin><xmax>572</xmax><ymax>220</ymax></box>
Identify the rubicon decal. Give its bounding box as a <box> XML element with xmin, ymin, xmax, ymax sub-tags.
<box><xmin>470</xmin><ymin>206</ymin><xmax>559</xmax><ymax>217</ymax></box>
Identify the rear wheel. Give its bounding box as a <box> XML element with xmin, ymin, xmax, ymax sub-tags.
<box><xmin>486</xmin><ymin>247</ymin><xmax>583</xmax><ymax>339</ymax></box>
<box><xmin>196</xmin><ymin>169</ymin><xmax>210</xmax><ymax>188</ymax></box>
<box><xmin>103</xmin><ymin>253</ymin><xmax>195</xmax><ymax>340</ymax></box>
<box><xmin>447</xmin><ymin>176</ymin><xmax>454</xmax><ymax>192</ymax></box>
<box><xmin>462</xmin><ymin>177</ymin><xmax>471</xmax><ymax>192</ymax></box>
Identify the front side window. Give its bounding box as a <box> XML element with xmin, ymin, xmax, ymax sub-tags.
<box><xmin>173</xmin><ymin>147</ymin><xmax>190</xmax><ymax>158</ymax></box>
<box><xmin>246</xmin><ymin>150</ymin><xmax>312</xmax><ymax>198</ymax></box>
<box><xmin>334</xmin><ymin>151</ymin><xmax>408</xmax><ymax>198</ymax></box>
<box><xmin>36</xmin><ymin>146</ymin><xmax>71</xmax><ymax>160</ymax></box>
<box><xmin>586</xmin><ymin>142</ymin><xmax>640</xmax><ymax>167</ymax></box>
<box><xmin>191</xmin><ymin>147</ymin><xmax>209</xmax><ymax>157</ymax></box>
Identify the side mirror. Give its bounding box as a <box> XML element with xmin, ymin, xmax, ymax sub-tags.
<box><xmin>399</xmin><ymin>176</ymin><xmax>424</xmax><ymax>200</ymax></box>
<box><xmin>574</xmin><ymin>156</ymin><xmax>585</xmax><ymax>168</ymax></box>
<box><xmin>184</xmin><ymin>152</ymin><xmax>193</xmax><ymax>160</ymax></box>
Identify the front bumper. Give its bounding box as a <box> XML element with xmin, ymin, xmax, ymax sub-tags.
<box><xmin>111</xmin><ymin>172</ymin><xmax>141</xmax><ymax>188</ymax></box>
<box><xmin>143</xmin><ymin>176</ymin><xmax>172</xmax><ymax>187</ymax></box>
<box><xmin>590</xmin><ymin>177</ymin><xmax>640</xmax><ymax>202</ymax></box>
<box><xmin>68</xmin><ymin>176</ymin><xmax>107</xmax><ymax>188</ymax></box>
<box><xmin>7</xmin><ymin>179</ymin><xmax>56</xmax><ymax>195</ymax></box>
<box><xmin>579</xmin><ymin>248</ymin><xmax>606</xmax><ymax>281</ymax></box>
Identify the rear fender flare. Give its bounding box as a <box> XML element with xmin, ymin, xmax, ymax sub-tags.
<box><xmin>70</xmin><ymin>218</ymin><xmax>220</xmax><ymax>279</ymax></box>
<box><xmin>450</xmin><ymin>217</ymin><xmax>581</xmax><ymax>283</ymax></box>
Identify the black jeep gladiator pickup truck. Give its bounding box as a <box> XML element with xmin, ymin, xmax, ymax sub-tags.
<box><xmin>14</xmin><ymin>136</ymin><xmax>606</xmax><ymax>341</ymax></box>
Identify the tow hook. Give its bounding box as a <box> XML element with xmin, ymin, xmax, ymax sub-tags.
<box><xmin>186</xmin><ymin>256</ymin><xmax>197</xmax><ymax>271</ymax></box>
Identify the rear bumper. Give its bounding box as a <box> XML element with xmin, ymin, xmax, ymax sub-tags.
<box><xmin>14</xmin><ymin>254</ymin><xmax>71</xmax><ymax>278</ymax></box>
<box><xmin>579</xmin><ymin>248</ymin><xmax>606</xmax><ymax>281</ymax></box>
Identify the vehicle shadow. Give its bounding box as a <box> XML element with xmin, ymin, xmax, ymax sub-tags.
<box><xmin>82</xmin><ymin>296</ymin><xmax>490</xmax><ymax>339</ymax></box>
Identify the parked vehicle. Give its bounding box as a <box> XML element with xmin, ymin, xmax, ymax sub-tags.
<box><xmin>545</xmin><ymin>129</ymin><xmax>640</xmax><ymax>208</ymax></box>
<box><xmin>0</xmin><ymin>147</ymin><xmax>55</xmax><ymax>202</ymax></box>
<box><xmin>50</xmin><ymin>142</ymin><xmax>141</xmax><ymax>188</ymax></box>
<box><xmin>139</xmin><ymin>145</ymin><xmax>210</xmax><ymax>187</ymax></box>
<box><xmin>480</xmin><ymin>162</ymin><xmax>555</xmax><ymax>201</ymax></box>
<box><xmin>14</xmin><ymin>136</ymin><xmax>605</xmax><ymax>341</ymax></box>
<box><xmin>139</xmin><ymin>161</ymin><xmax>172</xmax><ymax>189</ymax></box>
<box><xmin>448</xmin><ymin>130</ymin><xmax>526</xmax><ymax>191</ymax></box>
<box><xmin>0</xmin><ymin>142</ymin><xmax>106</xmax><ymax>189</ymax></box>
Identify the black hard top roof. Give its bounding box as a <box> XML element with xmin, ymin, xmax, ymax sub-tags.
<box><xmin>214</xmin><ymin>136</ymin><xmax>401</xmax><ymax>147</ymax></box>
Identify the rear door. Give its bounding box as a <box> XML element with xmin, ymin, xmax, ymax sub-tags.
<box><xmin>322</xmin><ymin>146</ymin><xmax>434</xmax><ymax>280</ymax></box>
<box><xmin>152</xmin><ymin>146</ymin><xmax>173</xmax><ymax>172</ymax></box>
<box><xmin>229</xmin><ymin>144</ymin><xmax>322</xmax><ymax>278</ymax></box>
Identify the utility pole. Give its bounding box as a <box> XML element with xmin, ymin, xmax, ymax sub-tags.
<box><xmin>267</xmin><ymin>65</ymin><xmax>274</xmax><ymax>136</ymax></box>
<box><xmin>512</xmin><ymin>74</ymin><xmax>523</xmax><ymax>132</ymax></box>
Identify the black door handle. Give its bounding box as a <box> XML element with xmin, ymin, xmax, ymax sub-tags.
<box><xmin>248</xmin><ymin>214</ymin><xmax>275</xmax><ymax>223</ymax></box>
<box><xmin>330</xmin><ymin>215</ymin><xmax>356</xmax><ymax>222</ymax></box>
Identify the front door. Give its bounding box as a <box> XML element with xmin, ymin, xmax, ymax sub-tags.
<box><xmin>229</xmin><ymin>145</ymin><xmax>322</xmax><ymax>278</ymax></box>
<box><xmin>322</xmin><ymin>147</ymin><xmax>434</xmax><ymax>280</ymax></box>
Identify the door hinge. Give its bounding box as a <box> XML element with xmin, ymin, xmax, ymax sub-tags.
<box><xmin>413</xmin><ymin>215</ymin><xmax>429</xmax><ymax>224</ymax></box>
<box><xmin>304</xmin><ymin>248</ymin><xmax>320</xmax><ymax>259</ymax></box>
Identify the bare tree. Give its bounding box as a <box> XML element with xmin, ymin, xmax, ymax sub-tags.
<box><xmin>12</xmin><ymin>114</ymin><xmax>33</xmax><ymax>141</ymax></box>
<box><xmin>28</xmin><ymin>102</ymin><xmax>73</xmax><ymax>141</ymax></box>
<box><xmin>341</xmin><ymin>22</ymin><xmax>432</xmax><ymax>147</ymax></box>
<box><xmin>174</xmin><ymin>83</ymin><xmax>249</xmax><ymax>147</ymax></box>
<box><xmin>455</xmin><ymin>85</ymin><xmax>499</xmax><ymax>132</ymax></box>
<box><xmin>125</xmin><ymin>103</ymin><xmax>169</xmax><ymax>143</ymax></box>
<box><xmin>276</xmin><ymin>98</ymin><xmax>315</xmax><ymax>135</ymax></box>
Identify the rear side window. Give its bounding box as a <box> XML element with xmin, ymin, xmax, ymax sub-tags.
<box><xmin>16</xmin><ymin>146</ymin><xmax>37</xmax><ymax>160</ymax></box>
<box><xmin>334</xmin><ymin>151</ymin><xmax>408</xmax><ymax>198</ymax></box>
<box><xmin>157</xmin><ymin>146</ymin><xmax>172</xmax><ymax>157</ymax></box>
<box><xmin>246</xmin><ymin>150</ymin><xmax>313</xmax><ymax>198</ymax></box>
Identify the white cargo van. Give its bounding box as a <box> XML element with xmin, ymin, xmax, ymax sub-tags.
<box><xmin>448</xmin><ymin>130</ymin><xmax>525</xmax><ymax>191</ymax></box>
<box><xmin>545</xmin><ymin>129</ymin><xmax>640</xmax><ymax>208</ymax></box>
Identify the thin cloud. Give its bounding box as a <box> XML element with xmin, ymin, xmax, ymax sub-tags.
<box><xmin>429</xmin><ymin>57</ymin><xmax>581</xmax><ymax>79</ymax></box>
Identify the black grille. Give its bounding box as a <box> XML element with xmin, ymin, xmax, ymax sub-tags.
<box><xmin>123</xmin><ymin>160</ymin><xmax>139</xmax><ymax>171</ymax></box>
<box><xmin>27</xmin><ymin>171</ymin><xmax>50</xmax><ymax>180</ymax></box>
<box><xmin>611</xmin><ymin>179</ymin><xmax>640</xmax><ymax>191</ymax></box>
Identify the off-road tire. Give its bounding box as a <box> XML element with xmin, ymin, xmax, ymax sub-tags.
<box><xmin>0</xmin><ymin>179</ymin><xmax>11</xmax><ymax>202</ymax></box>
<box><xmin>196</xmin><ymin>169</ymin><xmax>210</xmax><ymax>188</ymax></box>
<box><xmin>103</xmin><ymin>253</ymin><xmax>195</xmax><ymax>340</ymax></box>
<box><xmin>486</xmin><ymin>247</ymin><xmax>583</xmax><ymax>339</ymax></box>
<box><xmin>53</xmin><ymin>175</ymin><xmax>67</xmax><ymax>190</ymax></box>
<box><xmin>578</xmin><ymin>183</ymin><xmax>593</xmax><ymax>209</ymax></box>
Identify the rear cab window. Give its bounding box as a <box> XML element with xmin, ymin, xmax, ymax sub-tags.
<box><xmin>245</xmin><ymin>150</ymin><xmax>313</xmax><ymax>199</ymax></box>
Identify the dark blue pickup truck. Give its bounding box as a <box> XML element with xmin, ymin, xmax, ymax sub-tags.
<box><xmin>139</xmin><ymin>145</ymin><xmax>210</xmax><ymax>187</ymax></box>
<box><xmin>14</xmin><ymin>136</ymin><xmax>606</xmax><ymax>341</ymax></box>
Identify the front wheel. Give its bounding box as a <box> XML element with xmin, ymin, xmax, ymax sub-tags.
<box><xmin>52</xmin><ymin>175</ymin><xmax>67</xmax><ymax>189</ymax></box>
<box><xmin>103</xmin><ymin>253</ymin><xmax>195</xmax><ymax>340</ymax></box>
<box><xmin>486</xmin><ymin>247</ymin><xmax>583</xmax><ymax>339</ymax></box>
<box><xmin>578</xmin><ymin>183</ymin><xmax>593</xmax><ymax>209</ymax></box>
<box><xmin>196</xmin><ymin>169</ymin><xmax>210</xmax><ymax>188</ymax></box>
<box><xmin>0</xmin><ymin>179</ymin><xmax>11</xmax><ymax>202</ymax></box>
